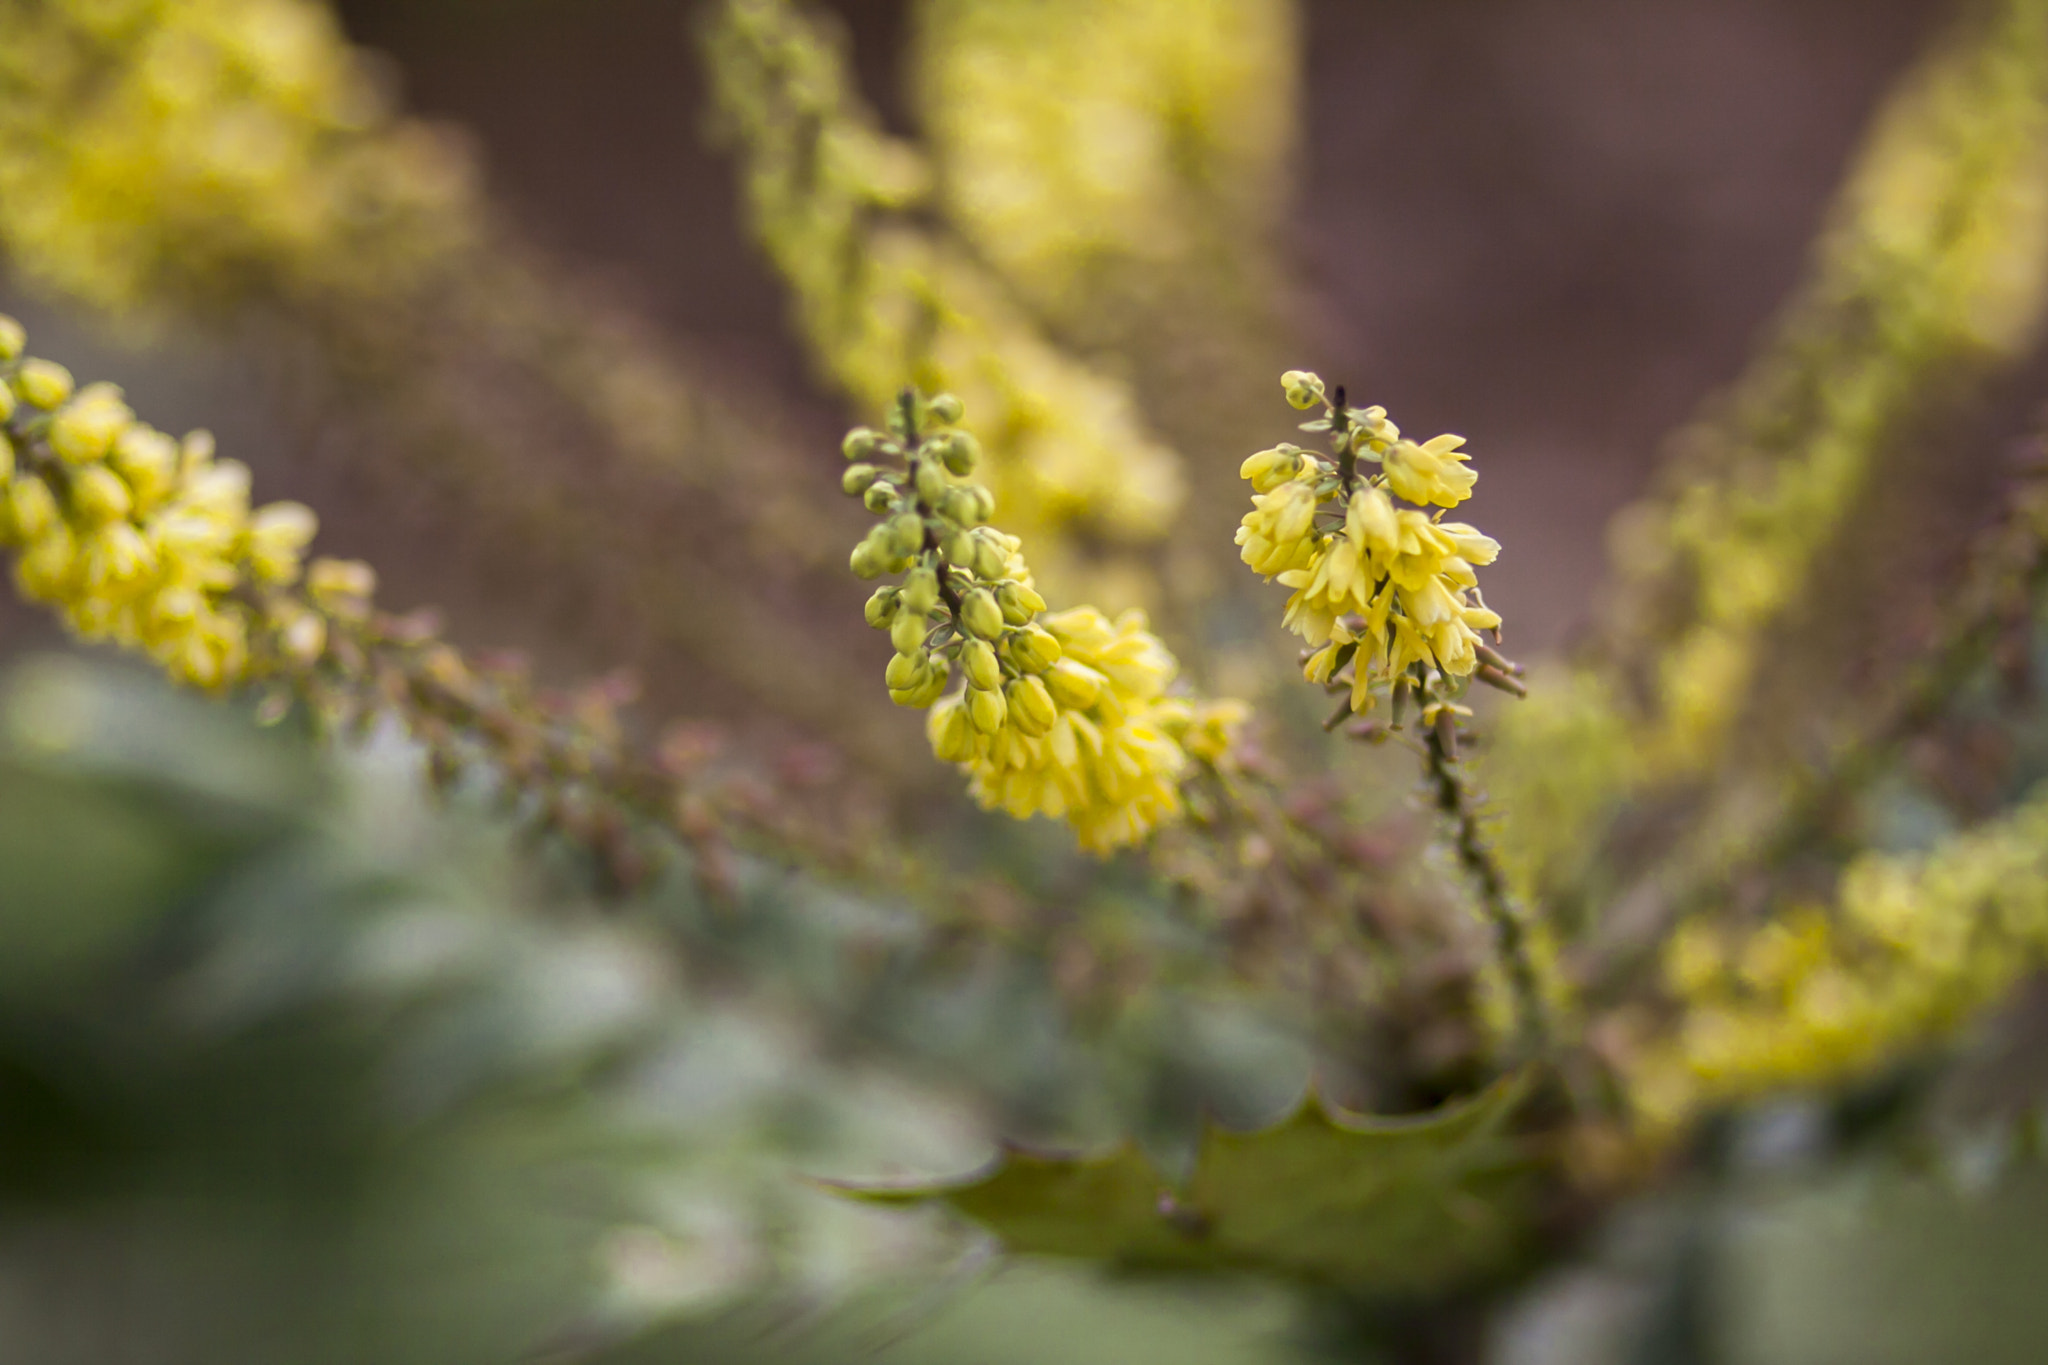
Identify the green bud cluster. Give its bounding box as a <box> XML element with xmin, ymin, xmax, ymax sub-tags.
<box><xmin>846</xmin><ymin>389</ymin><xmax>1054</xmax><ymax>717</ymax></box>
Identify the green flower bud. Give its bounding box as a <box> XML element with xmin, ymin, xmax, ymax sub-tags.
<box><xmin>1004</xmin><ymin>624</ymin><xmax>1063</xmax><ymax>674</ymax></box>
<box><xmin>864</xmin><ymin>585</ymin><xmax>900</xmax><ymax>628</ymax></box>
<box><xmin>902</xmin><ymin>565</ymin><xmax>941</xmax><ymax>616</ymax></box>
<box><xmin>850</xmin><ymin>533</ymin><xmax>888</xmax><ymax>580</ymax></box>
<box><xmin>962</xmin><ymin>638</ymin><xmax>1002</xmax><ymax>691</ymax></box>
<box><xmin>890</xmin><ymin>608</ymin><xmax>929</xmax><ymax>656</ymax></box>
<box><xmin>1004</xmin><ymin>675</ymin><xmax>1057</xmax><ymax>737</ymax></box>
<box><xmin>996</xmin><ymin>581</ymin><xmax>1045</xmax><ymax>625</ymax></box>
<box><xmin>863</xmin><ymin>482</ymin><xmax>896</xmax><ymax>513</ymax></box>
<box><xmin>70</xmin><ymin>464</ymin><xmax>132</xmax><ymax>523</ymax></box>
<box><xmin>885</xmin><ymin>649</ymin><xmax>930</xmax><ymax>691</ymax></box>
<box><xmin>961</xmin><ymin>587</ymin><xmax>1004</xmax><ymax>640</ymax></box>
<box><xmin>968</xmin><ymin>684</ymin><xmax>1007</xmax><ymax>735</ymax></box>
<box><xmin>843</xmin><ymin>463</ymin><xmax>881</xmax><ymax>496</ymax></box>
<box><xmin>0</xmin><ymin>380</ymin><xmax>14</xmax><ymax>425</ymax></box>
<box><xmin>0</xmin><ymin>432</ymin><xmax>12</xmax><ymax>485</ymax></box>
<box><xmin>887</xmin><ymin>511</ymin><xmax>924</xmax><ymax>558</ymax></box>
<box><xmin>892</xmin><ymin>660</ymin><xmax>950</xmax><ymax>709</ymax></box>
<box><xmin>941</xmin><ymin>431</ymin><xmax>980</xmax><ymax>476</ymax></box>
<box><xmin>1046</xmin><ymin>658</ymin><xmax>1106</xmax><ymax>709</ymax></box>
<box><xmin>929</xmin><ymin>693</ymin><xmax>975</xmax><ymax>762</ymax></box>
<box><xmin>1282</xmin><ymin>369</ymin><xmax>1325</xmax><ymax>410</ymax></box>
<box><xmin>927</xmin><ymin>393</ymin><xmax>965</xmax><ymax>425</ymax></box>
<box><xmin>941</xmin><ymin>529</ymin><xmax>976</xmax><ymax>567</ymax></box>
<box><xmin>971</xmin><ymin>534</ymin><xmax>1008</xmax><ymax>581</ymax></box>
<box><xmin>0</xmin><ymin>315</ymin><xmax>23</xmax><ymax>363</ymax></box>
<box><xmin>940</xmin><ymin>484</ymin><xmax>996</xmax><ymax>527</ymax></box>
<box><xmin>914</xmin><ymin>459</ymin><xmax>949</xmax><ymax>506</ymax></box>
<box><xmin>843</xmin><ymin>426</ymin><xmax>882</xmax><ymax>461</ymax></box>
<box><xmin>14</xmin><ymin>359</ymin><xmax>75</xmax><ymax>411</ymax></box>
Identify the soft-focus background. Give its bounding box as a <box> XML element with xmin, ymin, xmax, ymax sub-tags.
<box><xmin>11</xmin><ymin>1</ymin><xmax>2048</xmax><ymax>1362</ymax></box>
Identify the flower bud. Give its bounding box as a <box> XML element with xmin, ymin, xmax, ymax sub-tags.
<box><xmin>842</xmin><ymin>427</ymin><xmax>882</xmax><ymax>461</ymax></box>
<box><xmin>1240</xmin><ymin>446</ymin><xmax>1302</xmax><ymax>493</ymax></box>
<box><xmin>863</xmin><ymin>481</ymin><xmax>896</xmax><ymax>513</ymax></box>
<box><xmin>885</xmin><ymin>649</ymin><xmax>930</xmax><ymax>691</ymax></box>
<box><xmin>1282</xmin><ymin>370</ymin><xmax>1325</xmax><ymax>410</ymax></box>
<box><xmin>0</xmin><ymin>472</ymin><xmax>47</xmax><ymax>546</ymax></box>
<box><xmin>0</xmin><ymin>432</ymin><xmax>12</xmax><ymax>485</ymax></box>
<box><xmin>843</xmin><ymin>463</ymin><xmax>881</xmax><ymax>495</ymax></box>
<box><xmin>1046</xmin><ymin>658</ymin><xmax>1106</xmax><ymax>709</ymax></box>
<box><xmin>0</xmin><ymin>381</ymin><xmax>13</xmax><ymax>424</ymax></box>
<box><xmin>941</xmin><ymin>431</ymin><xmax>979</xmax><ymax>476</ymax></box>
<box><xmin>901</xmin><ymin>566</ymin><xmax>940</xmax><ymax>616</ymax></box>
<box><xmin>1005</xmin><ymin>624</ymin><xmax>1063</xmax><ymax>673</ymax></box>
<box><xmin>111</xmin><ymin>426</ymin><xmax>178</xmax><ymax>505</ymax></box>
<box><xmin>13</xmin><ymin>359</ymin><xmax>75</xmax><ymax>411</ymax></box>
<box><xmin>962</xmin><ymin>638</ymin><xmax>1002</xmax><ymax>691</ymax></box>
<box><xmin>887</xmin><ymin>511</ymin><xmax>924</xmax><ymax>558</ymax></box>
<box><xmin>891</xmin><ymin>665</ymin><xmax>949</xmax><ymax>709</ymax></box>
<box><xmin>914</xmin><ymin>458</ymin><xmax>949</xmax><ymax>506</ymax></box>
<box><xmin>927</xmin><ymin>393</ymin><xmax>965</xmax><ymax>425</ymax></box>
<box><xmin>0</xmin><ymin>314</ymin><xmax>23</xmax><ymax>362</ymax></box>
<box><xmin>308</xmin><ymin>557</ymin><xmax>377</xmax><ymax>603</ymax></box>
<box><xmin>941</xmin><ymin>529</ymin><xmax>976</xmax><ymax>567</ymax></box>
<box><xmin>928</xmin><ymin>692</ymin><xmax>975</xmax><ymax>762</ymax></box>
<box><xmin>941</xmin><ymin>484</ymin><xmax>994</xmax><ymax>527</ymax></box>
<box><xmin>996</xmin><ymin>581</ymin><xmax>1045</xmax><ymax>625</ymax></box>
<box><xmin>850</xmin><ymin>533</ymin><xmax>888</xmax><ymax>579</ymax></box>
<box><xmin>968</xmin><ymin>684</ymin><xmax>1007</xmax><ymax>735</ymax></box>
<box><xmin>281</xmin><ymin>610</ymin><xmax>328</xmax><ymax>666</ymax></box>
<box><xmin>1005</xmin><ymin>675</ymin><xmax>1057</xmax><ymax>737</ymax></box>
<box><xmin>960</xmin><ymin>587</ymin><xmax>1004</xmax><ymax>640</ymax></box>
<box><xmin>70</xmin><ymin>464</ymin><xmax>133</xmax><ymax>523</ymax></box>
<box><xmin>890</xmin><ymin>608</ymin><xmax>929</xmax><ymax>655</ymax></box>
<box><xmin>971</xmin><ymin>534</ymin><xmax>1008</xmax><ymax>581</ymax></box>
<box><xmin>864</xmin><ymin>585</ymin><xmax>900</xmax><ymax>628</ymax></box>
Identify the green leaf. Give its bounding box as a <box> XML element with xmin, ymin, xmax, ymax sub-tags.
<box><xmin>837</xmin><ymin>1071</ymin><xmax>1536</xmax><ymax>1293</ymax></box>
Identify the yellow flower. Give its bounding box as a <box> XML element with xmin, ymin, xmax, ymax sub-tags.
<box><xmin>1382</xmin><ymin>433</ymin><xmax>1476</xmax><ymax>508</ymax></box>
<box><xmin>1235</xmin><ymin>476</ymin><xmax>1319</xmax><ymax>577</ymax></box>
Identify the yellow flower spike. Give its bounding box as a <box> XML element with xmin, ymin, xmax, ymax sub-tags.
<box><xmin>841</xmin><ymin>392</ymin><xmax>1245</xmax><ymax>852</ymax></box>
<box><xmin>1239</xmin><ymin>372</ymin><xmax>1515</xmax><ymax>718</ymax></box>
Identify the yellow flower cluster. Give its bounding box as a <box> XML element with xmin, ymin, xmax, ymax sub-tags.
<box><xmin>1238</xmin><ymin>371</ymin><xmax>1507</xmax><ymax>716</ymax></box>
<box><xmin>706</xmin><ymin>0</ymin><xmax>1187</xmax><ymax>598</ymax></box>
<box><xmin>847</xmin><ymin>390</ymin><xmax>1242</xmax><ymax>853</ymax></box>
<box><xmin>0</xmin><ymin>313</ymin><xmax>340</xmax><ymax>687</ymax></box>
<box><xmin>1628</xmin><ymin>793</ymin><xmax>2048</xmax><ymax>1135</ymax></box>
<box><xmin>0</xmin><ymin>0</ymin><xmax>473</xmax><ymax>317</ymax></box>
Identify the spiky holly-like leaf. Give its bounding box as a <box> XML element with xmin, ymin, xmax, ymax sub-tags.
<box><xmin>840</xmin><ymin>1070</ymin><xmax>1535</xmax><ymax>1292</ymax></box>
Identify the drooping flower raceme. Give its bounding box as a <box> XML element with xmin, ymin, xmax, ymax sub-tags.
<box><xmin>1239</xmin><ymin>371</ymin><xmax>1518</xmax><ymax>721</ymax></box>
<box><xmin>845</xmin><ymin>390</ymin><xmax>1242</xmax><ymax>853</ymax></box>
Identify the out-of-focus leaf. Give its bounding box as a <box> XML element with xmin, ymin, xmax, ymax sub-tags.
<box><xmin>841</xmin><ymin>1071</ymin><xmax>1534</xmax><ymax>1292</ymax></box>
